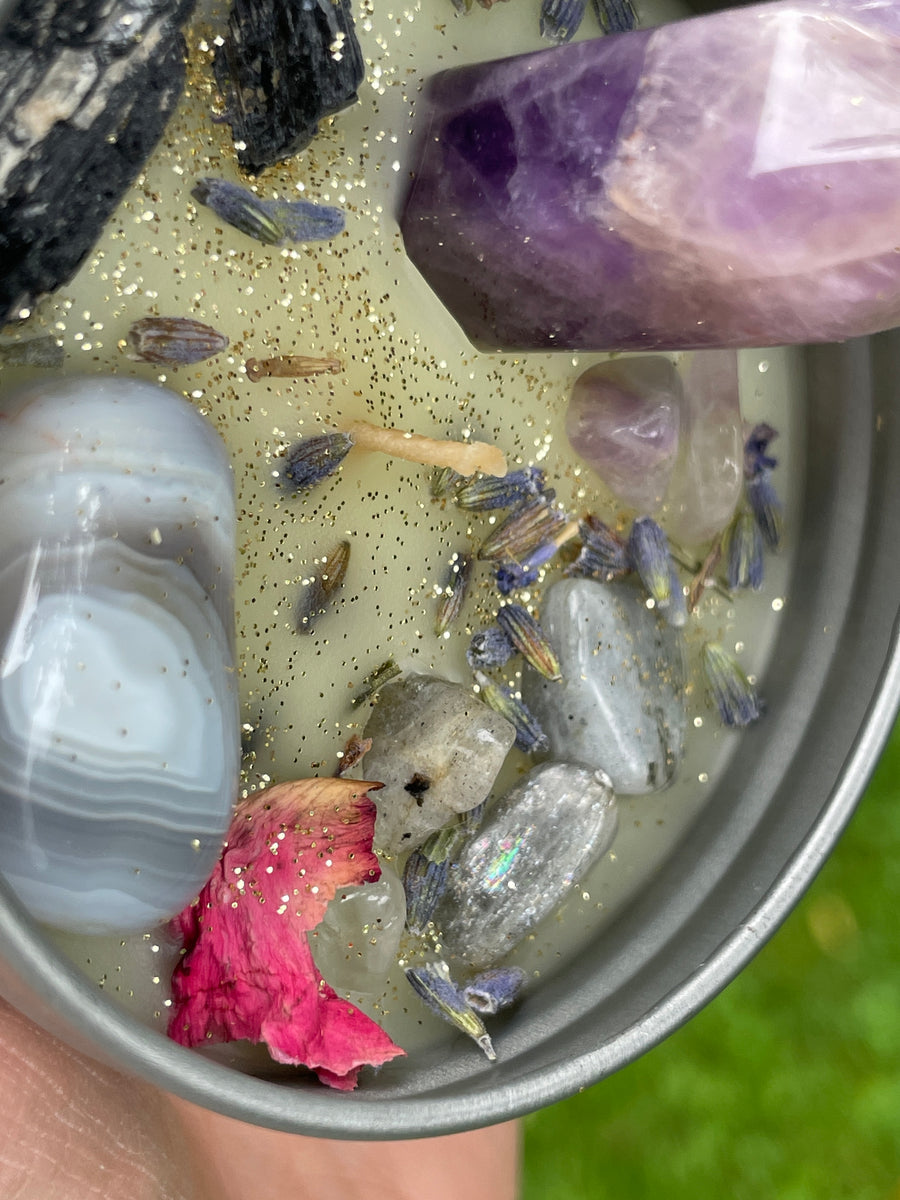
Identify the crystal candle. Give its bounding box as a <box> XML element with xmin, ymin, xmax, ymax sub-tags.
<box><xmin>401</xmin><ymin>0</ymin><xmax>900</xmax><ymax>352</ymax></box>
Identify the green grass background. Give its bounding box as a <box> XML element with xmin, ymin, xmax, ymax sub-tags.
<box><xmin>522</xmin><ymin>722</ymin><xmax>900</xmax><ymax>1199</ymax></box>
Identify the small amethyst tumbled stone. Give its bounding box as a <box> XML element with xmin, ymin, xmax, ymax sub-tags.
<box><xmin>565</xmin><ymin>357</ymin><xmax>682</xmax><ymax>512</ymax></box>
<box><xmin>401</xmin><ymin>0</ymin><xmax>900</xmax><ymax>351</ymax></box>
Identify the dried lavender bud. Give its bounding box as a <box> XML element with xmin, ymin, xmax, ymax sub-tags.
<box><xmin>127</xmin><ymin>317</ymin><xmax>228</xmax><ymax>366</ymax></box>
<box><xmin>405</xmin><ymin>961</ymin><xmax>496</xmax><ymax>1061</ymax></box>
<box><xmin>591</xmin><ymin>0</ymin><xmax>637</xmax><ymax>33</ymax></box>
<box><xmin>0</xmin><ymin>336</ymin><xmax>65</xmax><ymax>368</ymax></box>
<box><xmin>294</xmin><ymin>540</ymin><xmax>351</xmax><ymax>634</ymax></box>
<box><xmin>540</xmin><ymin>0</ymin><xmax>587</xmax><ymax>43</ymax></box>
<box><xmin>430</xmin><ymin>465</ymin><xmax>466</xmax><ymax>498</ymax></box>
<box><xmin>463</xmin><ymin>966</ymin><xmax>526</xmax><ymax>1015</ymax></box>
<box><xmin>627</xmin><ymin>517</ymin><xmax>686</xmax><ymax>628</ymax></box>
<box><xmin>746</xmin><ymin>470</ymin><xmax>783</xmax><ymax>551</ymax></box>
<box><xmin>192</xmin><ymin>178</ymin><xmax>345</xmax><ymax>247</ymax></box>
<box><xmin>496</xmin><ymin>603</ymin><xmax>562</xmax><ymax>681</ymax></box>
<box><xmin>744</xmin><ymin>422</ymin><xmax>779</xmax><ymax>479</ymax></box>
<box><xmin>474</xmin><ymin>671</ymin><xmax>549</xmax><ymax>754</ymax></box>
<box><xmin>351</xmin><ymin>658</ymin><xmax>401</xmax><ymax>708</ymax></box>
<box><xmin>435</xmin><ymin>553</ymin><xmax>473</xmax><ymax>636</ymax></box>
<box><xmin>404</xmin><ymin>818</ymin><xmax>473</xmax><ymax>935</ymax></box>
<box><xmin>281</xmin><ymin>432</ymin><xmax>354</xmax><ymax>492</ymax></box>
<box><xmin>726</xmin><ymin>510</ymin><xmax>764</xmax><ymax>591</ymax></box>
<box><xmin>701</xmin><ymin>642</ymin><xmax>762</xmax><ymax>728</ymax></box>
<box><xmin>566</xmin><ymin>515</ymin><xmax>630</xmax><ymax>582</ymax></box>
<box><xmin>466</xmin><ymin>625</ymin><xmax>515</xmax><ymax>671</ymax></box>
<box><xmin>477</xmin><ymin>496</ymin><xmax>566</xmax><ymax>563</ymax></box>
<box><xmin>495</xmin><ymin>561</ymin><xmax>541</xmax><ymax>594</ymax></box>
<box><xmin>454</xmin><ymin>466</ymin><xmax>546</xmax><ymax>512</ymax></box>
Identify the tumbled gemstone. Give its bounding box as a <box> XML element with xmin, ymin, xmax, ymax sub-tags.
<box><xmin>355</xmin><ymin>673</ymin><xmax>515</xmax><ymax>853</ymax></box>
<box><xmin>522</xmin><ymin>577</ymin><xmax>686</xmax><ymax>793</ymax></box>
<box><xmin>566</xmin><ymin>357</ymin><xmax>682</xmax><ymax>512</ymax></box>
<box><xmin>308</xmin><ymin>863</ymin><xmax>406</xmax><ymax>995</ymax></box>
<box><xmin>435</xmin><ymin>761</ymin><xmax>617</xmax><ymax>968</ymax></box>
<box><xmin>663</xmin><ymin>351</ymin><xmax>743</xmax><ymax>545</ymax></box>
<box><xmin>0</xmin><ymin>377</ymin><xmax>239</xmax><ymax>933</ymax></box>
<box><xmin>401</xmin><ymin>0</ymin><xmax>900</xmax><ymax>351</ymax></box>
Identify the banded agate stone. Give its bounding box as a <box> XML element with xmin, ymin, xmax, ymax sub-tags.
<box><xmin>401</xmin><ymin>0</ymin><xmax>900</xmax><ymax>351</ymax></box>
<box><xmin>0</xmin><ymin>377</ymin><xmax>239</xmax><ymax>933</ymax></box>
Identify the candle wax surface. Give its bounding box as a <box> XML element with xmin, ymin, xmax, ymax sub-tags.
<box><xmin>2</xmin><ymin>0</ymin><xmax>803</xmax><ymax>1064</ymax></box>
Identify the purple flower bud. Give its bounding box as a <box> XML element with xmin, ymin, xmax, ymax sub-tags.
<box><xmin>627</xmin><ymin>517</ymin><xmax>686</xmax><ymax>628</ymax></box>
<box><xmin>744</xmin><ymin>422</ymin><xmax>779</xmax><ymax>480</ymax></box>
<box><xmin>281</xmin><ymin>432</ymin><xmax>354</xmax><ymax>492</ymax></box>
<box><xmin>455</xmin><ymin>466</ymin><xmax>546</xmax><ymax>511</ymax></box>
<box><xmin>591</xmin><ymin>0</ymin><xmax>637</xmax><ymax>32</ymax></box>
<box><xmin>192</xmin><ymin>177</ymin><xmax>344</xmax><ymax>247</ymax></box>
<box><xmin>726</xmin><ymin>510</ymin><xmax>764</xmax><ymax>591</ymax></box>
<box><xmin>746</xmin><ymin>470</ymin><xmax>782</xmax><ymax>551</ymax></box>
<box><xmin>540</xmin><ymin>0</ymin><xmax>587</xmax><ymax>43</ymax></box>
<box><xmin>406</xmin><ymin>961</ymin><xmax>495</xmax><ymax>1060</ymax></box>
<box><xmin>463</xmin><ymin>966</ymin><xmax>526</xmax><ymax>1015</ymax></box>
<box><xmin>566</xmin><ymin>515</ymin><xmax>630</xmax><ymax>581</ymax></box>
<box><xmin>467</xmin><ymin>624</ymin><xmax>515</xmax><ymax>671</ymax></box>
<box><xmin>497</xmin><ymin>603</ymin><xmax>562</xmax><ymax>680</ymax></box>
<box><xmin>701</xmin><ymin>642</ymin><xmax>762</xmax><ymax>728</ymax></box>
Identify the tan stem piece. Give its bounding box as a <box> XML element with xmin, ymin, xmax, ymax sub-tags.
<box><xmin>338</xmin><ymin>418</ymin><xmax>507</xmax><ymax>478</ymax></box>
<box><xmin>246</xmin><ymin>355</ymin><xmax>342</xmax><ymax>381</ymax></box>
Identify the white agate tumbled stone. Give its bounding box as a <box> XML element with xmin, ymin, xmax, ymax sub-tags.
<box><xmin>401</xmin><ymin>0</ymin><xmax>900</xmax><ymax>351</ymax></box>
<box><xmin>0</xmin><ymin>376</ymin><xmax>239</xmax><ymax>933</ymax></box>
<box><xmin>522</xmin><ymin>577</ymin><xmax>686</xmax><ymax>793</ymax></box>
<box><xmin>435</xmin><ymin>762</ymin><xmax>618</xmax><ymax>969</ymax></box>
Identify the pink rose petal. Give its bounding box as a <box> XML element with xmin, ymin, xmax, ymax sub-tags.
<box><xmin>168</xmin><ymin>778</ymin><xmax>404</xmax><ymax>1089</ymax></box>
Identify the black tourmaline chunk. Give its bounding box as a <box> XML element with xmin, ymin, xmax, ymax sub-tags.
<box><xmin>214</xmin><ymin>0</ymin><xmax>365</xmax><ymax>175</ymax></box>
<box><xmin>0</xmin><ymin>0</ymin><xmax>195</xmax><ymax>327</ymax></box>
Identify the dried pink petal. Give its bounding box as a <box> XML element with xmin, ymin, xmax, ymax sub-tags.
<box><xmin>167</xmin><ymin>777</ymin><xmax>404</xmax><ymax>1090</ymax></box>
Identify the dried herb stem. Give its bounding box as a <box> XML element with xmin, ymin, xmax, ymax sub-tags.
<box><xmin>336</xmin><ymin>418</ymin><xmax>507</xmax><ymax>478</ymax></box>
<box><xmin>246</xmin><ymin>355</ymin><xmax>342</xmax><ymax>382</ymax></box>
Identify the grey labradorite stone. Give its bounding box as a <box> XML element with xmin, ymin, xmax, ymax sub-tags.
<box><xmin>436</xmin><ymin>762</ymin><xmax>618</xmax><ymax>969</ymax></box>
<box><xmin>522</xmin><ymin>577</ymin><xmax>686</xmax><ymax>794</ymax></box>
<box><xmin>358</xmin><ymin>673</ymin><xmax>515</xmax><ymax>853</ymax></box>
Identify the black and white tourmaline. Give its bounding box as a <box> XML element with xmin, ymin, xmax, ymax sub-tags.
<box><xmin>214</xmin><ymin>0</ymin><xmax>365</xmax><ymax>175</ymax></box>
<box><xmin>0</xmin><ymin>0</ymin><xmax>195</xmax><ymax>326</ymax></box>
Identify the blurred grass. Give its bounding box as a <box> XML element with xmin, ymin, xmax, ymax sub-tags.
<box><xmin>523</xmin><ymin>722</ymin><xmax>900</xmax><ymax>1200</ymax></box>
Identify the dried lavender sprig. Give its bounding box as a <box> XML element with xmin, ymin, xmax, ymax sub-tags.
<box><xmin>127</xmin><ymin>316</ymin><xmax>228</xmax><ymax>366</ymax></box>
<box><xmin>294</xmin><ymin>540</ymin><xmax>351</xmax><ymax>634</ymax></box>
<box><xmin>627</xmin><ymin>516</ymin><xmax>687</xmax><ymax>628</ymax></box>
<box><xmin>477</xmin><ymin>496</ymin><xmax>566</xmax><ymax>563</ymax></box>
<box><xmin>405</xmin><ymin>961</ymin><xmax>496</xmax><ymax>1061</ymax></box>
<box><xmin>746</xmin><ymin>470</ymin><xmax>783</xmax><ymax>551</ymax></box>
<box><xmin>281</xmin><ymin>432</ymin><xmax>354</xmax><ymax>492</ymax></box>
<box><xmin>192</xmin><ymin>178</ymin><xmax>345</xmax><ymax>247</ymax></box>
<box><xmin>566</xmin><ymin>515</ymin><xmax>630</xmax><ymax>582</ymax></box>
<box><xmin>726</xmin><ymin>510</ymin><xmax>764</xmax><ymax>591</ymax></box>
<box><xmin>0</xmin><ymin>335</ymin><xmax>64</xmax><ymax>367</ymax></box>
<box><xmin>701</xmin><ymin>642</ymin><xmax>763</xmax><ymax>728</ymax></box>
<box><xmin>540</xmin><ymin>0</ymin><xmax>587</xmax><ymax>42</ymax></box>
<box><xmin>592</xmin><ymin>0</ymin><xmax>637</xmax><ymax>32</ymax></box>
<box><xmin>351</xmin><ymin>658</ymin><xmax>401</xmax><ymax>708</ymax></box>
<box><xmin>474</xmin><ymin>670</ymin><xmax>549</xmax><ymax>754</ymax></box>
<box><xmin>435</xmin><ymin>553</ymin><xmax>473</xmax><ymax>636</ymax></box>
<box><xmin>454</xmin><ymin>466</ymin><xmax>546</xmax><ymax>512</ymax></box>
<box><xmin>463</xmin><ymin>966</ymin><xmax>526</xmax><ymax>1015</ymax></box>
<box><xmin>467</xmin><ymin>624</ymin><xmax>515</xmax><ymax>671</ymax></box>
<box><xmin>496</xmin><ymin>603</ymin><xmax>562</xmax><ymax>680</ymax></box>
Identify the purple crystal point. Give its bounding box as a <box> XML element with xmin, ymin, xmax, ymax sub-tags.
<box><xmin>566</xmin><ymin>357</ymin><xmax>682</xmax><ymax>511</ymax></box>
<box><xmin>401</xmin><ymin>0</ymin><xmax>900</xmax><ymax>351</ymax></box>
